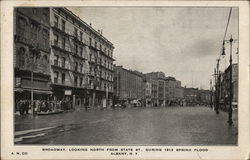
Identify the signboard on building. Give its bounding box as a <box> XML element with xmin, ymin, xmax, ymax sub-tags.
<box><xmin>15</xmin><ymin>77</ymin><xmax>21</xmax><ymax>87</ymax></box>
<box><xmin>65</xmin><ymin>90</ymin><xmax>72</xmax><ymax>95</ymax></box>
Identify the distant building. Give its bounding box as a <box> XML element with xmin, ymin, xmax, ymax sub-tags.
<box><xmin>114</xmin><ymin>66</ymin><xmax>144</xmax><ymax>103</ymax></box>
<box><xmin>175</xmin><ymin>80</ymin><xmax>184</xmax><ymax>100</ymax></box>
<box><xmin>183</xmin><ymin>87</ymin><xmax>199</xmax><ymax>105</ymax></box>
<box><xmin>165</xmin><ymin>76</ymin><xmax>176</xmax><ymax>102</ymax></box>
<box><xmin>145</xmin><ymin>72</ymin><xmax>165</xmax><ymax>106</ymax></box>
<box><xmin>165</xmin><ymin>77</ymin><xmax>184</xmax><ymax>105</ymax></box>
<box><xmin>183</xmin><ymin>87</ymin><xmax>211</xmax><ymax>105</ymax></box>
<box><xmin>144</xmin><ymin>81</ymin><xmax>152</xmax><ymax>106</ymax></box>
<box><xmin>197</xmin><ymin>89</ymin><xmax>211</xmax><ymax>105</ymax></box>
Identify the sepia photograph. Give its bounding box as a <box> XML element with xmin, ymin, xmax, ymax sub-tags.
<box><xmin>1</xmin><ymin>1</ymin><xmax>249</xmax><ymax>160</ymax></box>
<box><xmin>13</xmin><ymin>6</ymin><xmax>239</xmax><ymax>145</ymax></box>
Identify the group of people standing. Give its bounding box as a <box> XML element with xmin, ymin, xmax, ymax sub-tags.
<box><xmin>17</xmin><ymin>99</ymin><xmax>73</xmax><ymax>115</ymax></box>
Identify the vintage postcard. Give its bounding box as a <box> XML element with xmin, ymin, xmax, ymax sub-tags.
<box><xmin>1</xmin><ymin>0</ymin><xmax>249</xmax><ymax>160</ymax></box>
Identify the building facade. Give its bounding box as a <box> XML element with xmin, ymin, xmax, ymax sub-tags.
<box><xmin>14</xmin><ymin>7</ymin><xmax>115</xmax><ymax>112</ymax></box>
<box><xmin>217</xmin><ymin>63</ymin><xmax>238</xmax><ymax>109</ymax></box>
<box><xmin>50</xmin><ymin>8</ymin><xmax>115</xmax><ymax>109</ymax></box>
<box><xmin>114</xmin><ymin>66</ymin><xmax>144</xmax><ymax>104</ymax></box>
<box><xmin>14</xmin><ymin>8</ymin><xmax>51</xmax><ymax>111</ymax></box>
<box><xmin>145</xmin><ymin>72</ymin><xmax>166</xmax><ymax>106</ymax></box>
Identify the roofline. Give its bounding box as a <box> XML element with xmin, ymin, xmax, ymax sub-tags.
<box><xmin>60</xmin><ymin>7</ymin><xmax>114</xmax><ymax>48</ymax></box>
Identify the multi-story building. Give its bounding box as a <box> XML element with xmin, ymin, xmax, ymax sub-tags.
<box><xmin>174</xmin><ymin>80</ymin><xmax>184</xmax><ymax>100</ymax></box>
<box><xmin>165</xmin><ymin>76</ymin><xmax>176</xmax><ymax>102</ymax></box>
<box><xmin>165</xmin><ymin>77</ymin><xmax>184</xmax><ymax>105</ymax></box>
<box><xmin>14</xmin><ymin>7</ymin><xmax>115</xmax><ymax>112</ymax></box>
<box><xmin>50</xmin><ymin>8</ymin><xmax>115</xmax><ymax>109</ymax></box>
<box><xmin>144</xmin><ymin>81</ymin><xmax>152</xmax><ymax>106</ymax></box>
<box><xmin>197</xmin><ymin>89</ymin><xmax>211</xmax><ymax>105</ymax></box>
<box><xmin>114</xmin><ymin>65</ymin><xmax>144</xmax><ymax>103</ymax></box>
<box><xmin>218</xmin><ymin>63</ymin><xmax>238</xmax><ymax>109</ymax></box>
<box><xmin>14</xmin><ymin>8</ymin><xmax>51</xmax><ymax>111</ymax></box>
<box><xmin>145</xmin><ymin>72</ymin><xmax>165</xmax><ymax>106</ymax></box>
<box><xmin>183</xmin><ymin>87</ymin><xmax>199</xmax><ymax>105</ymax></box>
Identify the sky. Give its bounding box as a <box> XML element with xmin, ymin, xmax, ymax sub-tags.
<box><xmin>68</xmin><ymin>7</ymin><xmax>238</xmax><ymax>90</ymax></box>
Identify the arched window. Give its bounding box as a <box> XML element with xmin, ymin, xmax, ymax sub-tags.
<box><xmin>42</xmin><ymin>54</ymin><xmax>48</xmax><ymax>63</ymax></box>
<box><xmin>18</xmin><ymin>47</ymin><xmax>25</xmax><ymax>67</ymax></box>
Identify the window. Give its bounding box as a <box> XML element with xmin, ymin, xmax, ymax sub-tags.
<box><xmin>80</xmin><ymin>77</ymin><xmax>83</xmax><ymax>87</ymax></box>
<box><xmin>80</xmin><ymin>31</ymin><xmax>83</xmax><ymax>41</ymax></box>
<box><xmin>79</xmin><ymin>47</ymin><xmax>83</xmax><ymax>57</ymax></box>
<box><xmin>62</xmin><ymin>20</ymin><xmax>65</xmax><ymax>32</ymax></box>
<box><xmin>18</xmin><ymin>47</ymin><xmax>25</xmax><ymax>67</ymax></box>
<box><xmin>42</xmin><ymin>29</ymin><xmax>49</xmax><ymax>48</ymax></box>
<box><xmin>42</xmin><ymin>55</ymin><xmax>48</xmax><ymax>64</ymax></box>
<box><xmin>54</xmin><ymin>34</ymin><xmax>59</xmax><ymax>45</ymax></box>
<box><xmin>90</xmin><ymin>54</ymin><xmax>92</xmax><ymax>60</ymax></box>
<box><xmin>89</xmin><ymin>37</ymin><xmax>92</xmax><ymax>46</ymax></box>
<box><xmin>62</xmin><ymin>57</ymin><xmax>65</xmax><ymax>68</ymax></box>
<box><xmin>32</xmin><ymin>8</ymin><xmax>37</xmax><ymax>14</ymax></box>
<box><xmin>54</xmin><ymin>15</ymin><xmax>59</xmax><ymax>28</ymax></box>
<box><xmin>62</xmin><ymin>73</ymin><xmax>65</xmax><ymax>84</ymax></box>
<box><xmin>95</xmin><ymin>41</ymin><xmax>97</xmax><ymax>48</ymax></box>
<box><xmin>75</xmin><ymin>62</ymin><xmax>78</xmax><ymax>71</ymax></box>
<box><xmin>54</xmin><ymin>55</ymin><xmax>59</xmax><ymax>66</ymax></box>
<box><xmin>42</xmin><ymin>8</ymin><xmax>49</xmax><ymax>21</ymax></box>
<box><xmin>74</xmin><ymin>28</ymin><xmax>78</xmax><ymax>37</ymax></box>
<box><xmin>74</xmin><ymin>76</ymin><xmax>78</xmax><ymax>86</ymax></box>
<box><xmin>62</xmin><ymin>37</ymin><xmax>65</xmax><ymax>49</ymax></box>
<box><xmin>74</xmin><ymin>43</ymin><xmax>78</xmax><ymax>54</ymax></box>
<box><xmin>54</xmin><ymin>71</ymin><xmax>59</xmax><ymax>83</ymax></box>
<box><xmin>99</xmin><ymin>44</ymin><xmax>102</xmax><ymax>51</ymax></box>
<box><xmin>80</xmin><ymin>64</ymin><xmax>83</xmax><ymax>73</ymax></box>
<box><xmin>30</xmin><ymin>23</ymin><xmax>38</xmax><ymax>41</ymax></box>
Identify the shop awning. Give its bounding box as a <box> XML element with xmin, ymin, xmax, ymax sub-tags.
<box><xmin>22</xmin><ymin>88</ymin><xmax>52</xmax><ymax>94</ymax></box>
<box><xmin>14</xmin><ymin>88</ymin><xmax>24</xmax><ymax>92</ymax></box>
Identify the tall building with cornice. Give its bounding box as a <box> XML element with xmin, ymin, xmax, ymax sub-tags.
<box><xmin>50</xmin><ymin>7</ymin><xmax>115</xmax><ymax>109</ymax></box>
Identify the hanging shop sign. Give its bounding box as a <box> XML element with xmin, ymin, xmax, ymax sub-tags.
<box><xmin>65</xmin><ymin>90</ymin><xmax>72</xmax><ymax>95</ymax></box>
<box><xmin>15</xmin><ymin>77</ymin><xmax>21</xmax><ymax>87</ymax></box>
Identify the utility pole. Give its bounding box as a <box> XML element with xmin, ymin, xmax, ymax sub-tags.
<box><xmin>214</xmin><ymin>68</ymin><xmax>217</xmax><ymax>110</ymax></box>
<box><xmin>215</xmin><ymin>59</ymin><xmax>220</xmax><ymax>114</ymax></box>
<box><xmin>210</xmin><ymin>79</ymin><xmax>213</xmax><ymax>109</ymax></box>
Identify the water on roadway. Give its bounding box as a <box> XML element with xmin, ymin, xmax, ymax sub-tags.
<box><xmin>15</xmin><ymin>106</ymin><xmax>238</xmax><ymax>145</ymax></box>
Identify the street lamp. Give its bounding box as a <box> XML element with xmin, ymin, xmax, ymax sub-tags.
<box><xmin>223</xmin><ymin>35</ymin><xmax>237</xmax><ymax>126</ymax></box>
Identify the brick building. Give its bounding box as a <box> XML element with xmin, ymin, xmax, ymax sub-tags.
<box><xmin>14</xmin><ymin>8</ymin><xmax>51</xmax><ymax>111</ymax></box>
<box><xmin>50</xmin><ymin>8</ymin><xmax>115</xmax><ymax>109</ymax></box>
<box><xmin>114</xmin><ymin>66</ymin><xmax>144</xmax><ymax>104</ymax></box>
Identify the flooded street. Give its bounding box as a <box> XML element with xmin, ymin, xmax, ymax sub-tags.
<box><xmin>15</xmin><ymin>106</ymin><xmax>238</xmax><ymax>145</ymax></box>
